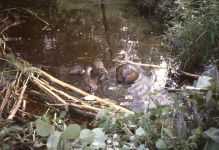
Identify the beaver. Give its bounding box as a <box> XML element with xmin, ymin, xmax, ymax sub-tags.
<box><xmin>116</xmin><ymin>63</ymin><xmax>140</xmax><ymax>84</ymax></box>
<box><xmin>69</xmin><ymin>65</ymin><xmax>85</xmax><ymax>75</ymax></box>
<box><xmin>82</xmin><ymin>66</ymin><xmax>98</xmax><ymax>92</ymax></box>
<box><xmin>92</xmin><ymin>59</ymin><xmax>108</xmax><ymax>76</ymax></box>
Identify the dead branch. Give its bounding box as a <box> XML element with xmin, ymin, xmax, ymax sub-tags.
<box><xmin>112</xmin><ymin>59</ymin><xmax>166</xmax><ymax>69</ymax></box>
<box><xmin>179</xmin><ymin>70</ymin><xmax>199</xmax><ymax>78</ymax></box>
<box><xmin>6</xmin><ymin>56</ymin><xmax>134</xmax><ymax>115</ymax></box>
<box><xmin>33</xmin><ymin>67</ymin><xmax>134</xmax><ymax>114</ymax></box>
<box><xmin>0</xmin><ymin>85</ymin><xmax>12</xmax><ymax>116</ymax></box>
<box><xmin>8</xmin><ymin>77</ymin><xmax>29</xmax><ymax>120</ymax></box>
<box><xmin>32</xmin><ymin>76</ymin><xmax>100</xmax><ymax>113</ymax></box>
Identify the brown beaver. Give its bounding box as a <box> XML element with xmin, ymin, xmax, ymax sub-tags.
<box><xmin>69</xmin><ymin>65</ymin><xmax>85</xmax><ymax>75</ymax></box>
<box><xmin>82</xmin><ymin>66</ymin><xmax>98</xmax><ymax>92</ymax></box>
<box><xmin>116</xmin><ymin>63</ymin><xmax>140</xmax><ymax>84</ymax></box>
<box><xmin>92</xmin><ymin>59</ymin><xmax>108</xmax><ymax>77</ymax></box>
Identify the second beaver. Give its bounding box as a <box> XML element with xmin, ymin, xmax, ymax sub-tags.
<box><xmin>116</xmin><ymin>63</ymin><xmax>141</xmax><ymax>84</ymax></box>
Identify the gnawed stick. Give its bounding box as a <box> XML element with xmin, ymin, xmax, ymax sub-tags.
<box><xmin>32</xmin><ymin>76</ymin><xmax>100</xmax><ymax>112</ymax></box>
<box><xmin>11</xmin><ymin>57</ymin><xmax>134</xmax><ymax>114</ymax></box>
<box><xmin>33</xmin><ymin>68</ymin><xmax>134</xmax><ymax>114</ymax></box>
<box><xmin>31</xmin><ymin>76</ymin><xmax>101</xmax><ymax>113</ymax></box>
<box><xmin>32</xmin><ymin>77</ymin><xmax>67</xmax><ymax>104</ymax></box>
<box><xmin>112</xmin><ymin>59</ymin><xmax>166</xmax><ymax>69</ymax></box>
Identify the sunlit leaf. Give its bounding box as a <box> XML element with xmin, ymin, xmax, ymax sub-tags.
<box><xmin>155</xmin><ymin>139</ymin><xmax>167</xmax><ymax>149</ymax></box>
<box><xmin>96</xmin><ymin>109</ymin><xmax>108</xmax><ymax>120</ymax></box>
<box><xmin>203</xmin><ymin>128</ymin><xmax>219</xmax><ymax>144</ymax></box>
<box><xmin>62</xmin><ymin>124</ymin><xmax>81</xmax><ymax>140</ymax></box>
<box><xmin>47</xmin><ymin>131</ymin><xmax>62</xmax><ymax>150</ymax></box>
<box><xmin>135</xmin><ymin>127</ymin><xmax>145</xmax><ymax>137</ymax></box>
<box><xmin>80</xmin><ymin>129</ymin><xmax>95</xmax><ymax>146</ymax></box>
<box><xmin>91</xmin><ymin>128</ymin><xmax>107</xmax><ymax>148</ymax></box>
<box><xmin>36</xmin><ymin>119</ymin><xmax>54</xmax><ymax>137</ymax></box>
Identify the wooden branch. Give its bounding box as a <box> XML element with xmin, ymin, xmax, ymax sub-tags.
<box><xmin>33</xmin><ymin>67</ymin><xmax>134</xmax><ymax>114</ymax></box>
<box><xmin>32</xmin><ymin>76</ymin><xmax>100</xmax><ymax>112</ymax></box>
<box><xmin>31</xmin><ymin>76</ymin><xmax>101</xmax><ymax>113</ymax></box>
<box><xmin>10</xmin><ymin>58</ymin><xmax>134</xmax><ymax>114</ymax></box>
<box><xmin>0</xmin><ymin>84</ymin><xmax>12</xmax><ymax>116</ymax></box>
<box><xmin>31</xmin><ymin>77</ymin><xmax>67</xmax><ymax>104</ymax></box>
<box><xmin>8</xmin><ymin>77</ymin><xmax>29</xmax><ymax>120</ymax></box>
<box><xmin>179</xmin><ymin>70</ymin><xmax>199</xmax><ymax>78</ymax></box>
<box><xmin>112</xmin><ymin>59</ymin><xmax>166</xmax><ymax>69</ymax></box>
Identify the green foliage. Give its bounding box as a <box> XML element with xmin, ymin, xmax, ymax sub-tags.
<box><xmin>160</xmin><ymin>0</ymin><xmax>219</xmax><ymax>70</ymax></box>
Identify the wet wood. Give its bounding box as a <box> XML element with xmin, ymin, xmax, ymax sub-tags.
<box><xmin>33</xmin><ymin>67</ymin><xmax>134</xmax><ymax>114</ymax></box>
<box><xmin>112</xmin><ymin>59</ymin><xmax>166</xmax><ymax>69</ymax></box>
<box><xmin>6</xmin><ymin>56</ymin><xmax>134</xmax><ymax>115</ymax></box>
<box><xmin>32</xmin><ymin>76</ymin><xmax>100</xmax><ymax>112</ymax></box>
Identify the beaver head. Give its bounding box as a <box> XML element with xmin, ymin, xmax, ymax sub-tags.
<box><xmin>82</xmin><ymin>66</ymin><xmax>98</xmax><ymax>92</ymax></box>
<box><xmin>116</xmin><ymin>63</ymin><xmax>140</xmax><ymax>84</ymax></box>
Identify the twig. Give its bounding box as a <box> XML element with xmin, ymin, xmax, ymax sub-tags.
<box><xmin>11</xmin><ymin>58</ymin><xmax>134</xmax><ymax>114</ymax></box>
<box><xmin>0</xmin><ymin>85</ymin><xmax>12</xmax><ymax>116</ymax></box>
<box><xmin>8</xmin><ymin>77</ymin><xmax>29</xmax><ymax>120</ymax></box>
<box><xmin>179</xmin><ymin>70</ymin><xmax>199</xmax><ymax>78</ymax></box>
<box><xmin>112</xmin><ymin>59</ymin><xmax>166</xmax><ymax>69</ymax></box>
<box><xmin>33</xmin><ymin>68</ymin><xmax>134</xmax><ymax>114</ymax></box>
<box><xmin>32</xmin><ymin>76</ymin><xmax>100</xmax><ymax>112</ymax></box>
<box><xmin>2</xmin><ymin>7</ymin><xmax>49</xmax><ymax>25</ymax></box>
<box><xmin>32</xmin><ymin>77</ymin><xmax>67</xmax><ymax>104</ymax></box>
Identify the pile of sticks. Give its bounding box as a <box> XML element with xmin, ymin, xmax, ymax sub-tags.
<box><xmin>0</xmin><ymin>55</ymin><xmax>134</xmax><ymax>120</ymax></box>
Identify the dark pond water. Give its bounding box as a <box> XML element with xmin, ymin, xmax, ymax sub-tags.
<box><xmin>2</xmin><ymin>0</ymin><xmax>170</xmax><ymax>113</ymax></box>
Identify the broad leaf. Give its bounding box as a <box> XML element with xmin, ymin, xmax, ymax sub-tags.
<box><xmin>36</xmin><ymin>119</ymin><xmax>54</xmax><ymax>137</ymax></box>
<box><xmin>47</xmin><ymin>131</ymin><xmax>62</xmax><ymax>150</ymax></box>
<box><xmin>80</xmin><ymin>129</ymin><xmax>95</xmax><ymax>146</ymax></box>
<box><xmin>62</xmin><ymin>124</ymin><xmax>81</xmax><ymax>140</ymax></box>
<box><xmin>135</xmin><ymin>127</ymin><xmax>145</xmax><ymax>137</ymax></box>
<box><xmin>203</xmin><ymin>128</ymin><xmax>219</xmax><ymax>144</ymax></box>
<box><xmin>156</xmin><ymin>139</ymin><xmax>167</xmax><ymax>149</ymax></box>
<box><xmin>90</xmin><ymin>128</ymin><xmax>107</xmax><ymax>149</ymax></box>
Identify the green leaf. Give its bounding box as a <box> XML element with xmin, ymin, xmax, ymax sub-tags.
<box><xmin>80</xmin><ymin>129</ymin><xmax>95</xmax><ymax>146</ymax></box>
<box><xmin>62</xmin><ymin>124</ymin><xmax>81</xmax><ymax>140</ymax></box>
<box><xmin>203</xmin><ymin>128</ymin><xmax>219</xmax><ymax>144</ymax></box>
<box><xmin>36</xmin><ymin>119</ymin><xmax>54</xmax><ymax>137</ymax></box>
<box><xmin>156</xmin><ymin>139</ymin><xmax>167</xmax><ymax>150</ymax></box>
<box><xmin>163</xmin><ymin>128</ymin><xmax>173</xmax><ymax>137</ymax></box>
<box><xmin>203</xmin><ymin>139</ymin><xmax>219</xmax><ymax>150</ymax></box>
<box><xmin>96</xmin><ymin>109</ymin><xmax>108</xmax><ymax>120</ymax></box>
<box><xmin>6</xmin><ymin>126</ymin><xmax>23</xmax><ymax>132</ymax></box>
<box><xmin>90</xmin><ymin>128</ymin><xmax>107</xmax><ymax>149</ymax></box>
<box><xmin>135</xmin><ymin>127</ymin><xmax>145</xmax><ymax>137</ymax></box>
<box><xmin>47</xmin><ymin>131</ymin><xmax>62</xmax><ymax>150</ymax></box>
<box><xmin>0</xmin><ymin>126</ymin><xmax>23</xmax><ymax>136</ymax></box>
<box><xmin>59</xmin><ymin>111</ymin><xmax>67</xmax><ymax>119</ymax></box>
